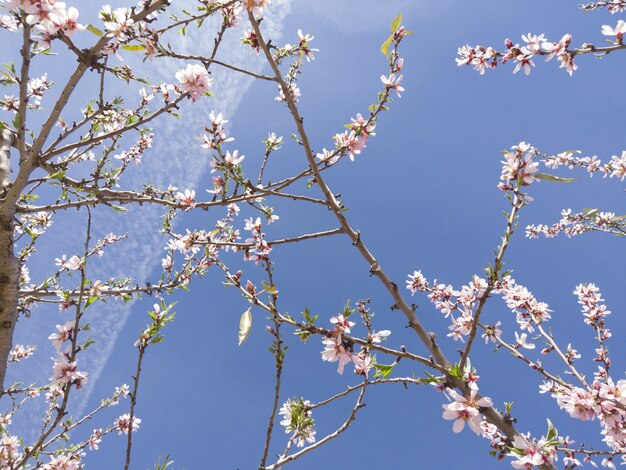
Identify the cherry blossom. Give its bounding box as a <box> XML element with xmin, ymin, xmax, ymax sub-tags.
<box><xmin>321</xmin><ymin>335</ymin><xmax>352</xmax><ymax>375</ymax></box>
<box><xmin>41</xmin><ymin>452</ymin><xmax>83</xmax><ymax>470</ymax></box>
<box><xmin>275</xmin><ymin>82</ymin><xmax>301</xmax><ymax>102</ymax></box>
<box><xmin>50</xmin><ymin>354</ymin><xmax>88</xmax><ymax>388</ymax></box>
<box><xmin>509</xmin><ymin>434</ymin><xmax>557</xmax><ymax>469</ymax></box>
<box><xmin>54</xmin><ymin>254</ymin><xmax>82</xmax><ymax>271</ymax></box>
<box><xmin>114</xmin><ymin>413</ymin><xmax>141</xmax><ymax>435</ymax></box>
<box><xmin>279</xmin><ymin>398</ymin><xmax>316</xmax><ymax>447</ymax></box>
<box><xmin>8</xmin><ymin>344</ymin><xmax>36</xmax><ymax>362</ymax></box>
<box><xmin>369</xmin><ymin>329</ymin><xmax>391</xmax><ymax>343</ymax></box>
<box><xmin>442</xmin><ymin>389</ymin><xmax>493</xmax><ymax>434</ymax></box>
<box><xmin>48</xmin><ymin>320</ymin><xmax>75</xmax><ymax>350</ymax></box>
<box><xmin>601</xmin><ymin>20</ymin><xmax>626</xmax><ymax>39</ymax></box>
<box><xmin>329</xmin><ymin>314</ymin><xmax>354</xmax><ymax>335</ymax></box>
<box><xmin>297</xmin><ymin>29</ymin><xmax>318</xmax><ymax>61</ymax></box>
<box><xmin>176</xmin><ymin>189</ymin><xmax>196</xmax><ymax>210</ymax></box>
<box><xmin>514</xmin><ymin>331</ymin><xmax>536</xmax><ymax>350</ymax></box>
<box><xmin>380</xmin><ymin>73</ymin><xmax>404</xmax><ymax>97</ymax></box>
<box><xmin>175</xmin><ymin>64</ymin><xmax>212</xmax><ymax>101</ymax></box>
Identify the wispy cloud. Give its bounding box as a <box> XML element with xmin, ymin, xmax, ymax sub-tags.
<box><xmin>11</xmin><ymin>0</ymin><xmax>291</xmax><ymax>436</ymax></box>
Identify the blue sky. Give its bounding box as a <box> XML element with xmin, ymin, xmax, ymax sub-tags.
<box><xmin>4</xmin><ymin>1</ymin><xmax>626</xmax><ymax>469</ymax></box>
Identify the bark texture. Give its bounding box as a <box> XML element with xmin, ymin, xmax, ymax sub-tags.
<box><xmin>0</xmin><ymin>130</ymin><xmax>18</xmax><ymax>393</ymax></box>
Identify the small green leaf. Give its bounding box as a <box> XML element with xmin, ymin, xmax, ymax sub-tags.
<box><xmin>546</xmin><ymin>418</ymin><xmax>558</xmax><ymax>441</ymax></box>
<box><xmin>380</xmin><ymin>34</ymin><xmax>394</xmax><ymax>56</ymax></box>
<box><xmin>535</xmin><ymin>173</ymin><xmax>576</xmax><ymax>183</ymax></box>
<box><xmin>84</xmin><ymin>296</ymin><xmax>99</xmax><ymax>308</ymax></box>
<box><xmin>121</xmin><ymin>44</ymin><xmax>146</xmax><ymax>52</ymax></box>
<box><xmin>48</xmin><ymin>170</ymin><xmax>66</xmax><ymax>180</ymax></box>
<box><xmin>373</xmin><ymin>362</ymin><xmax>395</xmax><ymax>378</ymax></box>
<box><xmin>261</xmin><ymin>281</ymin><xmax>278</xmax><ymax>295</ymax></box>
<box><xmin>391</xmin><ymin>14</ymin><xmax>402</xmax><ymax>33</ymax></box>
<box><xmin>238</xmin><ymin>308</ymin><xmax>252</xmax><ymax>345</ymax></box>
<box><xmin>87</xmin><ymin>24</ymin><xmax>104</xmax><ymax>37</ymax></box>
<box><xmin>583</xmin><ymin>208</ymin><xmax>599</xmax><ymax>217</ymax></box>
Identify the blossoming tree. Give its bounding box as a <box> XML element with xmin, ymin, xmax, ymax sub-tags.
<box><xmin>0</xmin><ymin>0</ymin><xmax>624</xmax><ymax>469</ymax></box>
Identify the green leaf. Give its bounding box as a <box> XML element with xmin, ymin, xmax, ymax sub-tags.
<box><xmin>380</xmin><ymin>34</ymin><xmax>394</xmax><ymax>56</ymax></box>
<box><xmin>582</xmin><ymin>208</ymin><xmax>599</xmax><ymax>217</ymax></box>
<box><xmin>87</xmin><ymin>24</ymin><xmax>104</xmax><ymax>37</ymax></box>
<box><xmin>84</xmin><ymin>296</ymin><xmax>99</xmax><ymax>308</ymax></box>
<box><xmin>238</xmin><ymin>308</ymin><xmax>252</xmax><ymax>345</ymax></box>
<box><xmin>391</xmin><ymin>14</ymin><xmax>403</xmax><ymax>33</ymax></box>
<box><xmin>373</xmin><ymin>362</ymin><xmax>395</xmax><ymax>378</ymax></box>
<box><xmin>47</xmin><ymin>170</ymin><xmax>66</xmax><ymax>180</ymax></box>
<box><xmin>121</xmin><ymin>44</ymin><xmax>146</xmax><ymax>52</ymax></box>
<box><xmin>546</xmin><ymin>418</ymin><xmax>558</xmax><ymax>441</ymax></box>
<box><xmin>535</xmin><ymin>173</ymin><xmax>576</xmax><ymax>183</ymax></box>
<box><xmin>261</xmin><ymin>281</ymin><xmax>278</xmax><ymax>295</ymax></box>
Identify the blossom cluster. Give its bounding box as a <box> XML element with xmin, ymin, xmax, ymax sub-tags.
<box><xmin>113</xmin><ymin>133</ymin><xmax>154</xmax><ymax>165</ymax></box>
<box><xmin>541</xmin><ymin>368</ymin><xmax>626</xmax><ymax>466</ymax></box>
<box><xmin>580</xmin><ymin>0</ymin><xmax>626</xmax><ymax>13</ymax></box>
<box><xmin>316</xmin><ymin>113</ymin><xmax>378</xmax><ymax>165</ymax></box>
<box><xmin>8</xmin><ymin>343</ymin><xmax>36</xmax><ymax>362</ymax></box>
<box><xmin>498</xmin><ymin>142</ymin><xmax>539</xmax><ymax>191</ymax></box>
<box><xmin>406</xmin><ymin>271</ymin><xmax>489</xmax><ymax>343</ymax></box>
<box><xmin>279</xmin><ymin>398</ymin><xmax>316</xmax><ymax>447</ymax></box>
<box><xmin>442</xmin><ymin>389</ymin><xmax>493</xmax><ymax>435</ymax></box>
<box><xmin>542</xmin><ymin>149</ymin><xmax>626</xmax><ymax>180</ymax></box>
<box><xmin>457</xmin><ymin>20</ymin><xmax>626</xmax><ymax>76</ymax></box>
<box><xmin>243</xmin><ymin>216</ymin><xmax>272</xmax><ymax>262</ymax></box>
<box><xmin>526</xmin><ymin>208</ymin><xmax>626</xmax><ymax>239</ymax></box>
<box><xmin>115</xmin><ymin>413</ymin><xmax>141</xmax><ymax>435</ymax></box>
<box><xmin>1</xmin><ymin>0</ymin><xmax>84</xmax><ymax>49</ymax></box>
<box><xmin>175</xmin><ymin>64</ymin><xmax>212</xmax><ymax>102</ymax></box>
<box><xmin>202</xmin><ymin>111</ymin><xmax>234</xmax><ymax>152</ymax></box>
<box><xmin>50</xmin><ymin>353</ymin><xmax>88</xmax><ymax>389</ymax></box>
<box><xmin>320</xmin><ymin>313</ymin><xmax>389</xmax><ymax>376</ymax></box>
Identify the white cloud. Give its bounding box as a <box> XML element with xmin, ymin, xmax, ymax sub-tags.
<box><xmin>10</xmin><ymin>0</ymin><xmax>292</xmax><ymax>436</ymax></box>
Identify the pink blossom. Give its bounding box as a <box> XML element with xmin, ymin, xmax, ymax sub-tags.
<box><xmin>321</xmin><ymin>336</ymin><xmax>352</xmax><ymax>375</ymax></box>
<box><xmin>114</xmin><ymin>413</ymin><xmax>141</xmax><ymax>435</ymax></box>
<box><xmin>542</xmin><ymin>34</ymin><xmax>572</xmax><ymax>62</ymax></box>
<box><xmin>275</xmin><ymin>83</ymin><xmax>301</xmax><ymax>102</ymax></box>
<box><xmin>608</xmin><ymin>151</ymin><xmax>626</xmax><ymax>180</ymax></box>
<box><xmin>297</xmin><ymin>29</ymin><xmax>318</xmax><ymax>61</ymax></box>
<box><xmin>442</xmin><ymin>389</ymin><xmax>493</xmax><ymax>434</ymax></box>
<box><xmin>329</xmin><ymin>314</ymin><xmax>354</xmax><ymax>335</ymax></box>
<box><xmin>55</xmin><ymin>254</ymin><xmax>82</xmax><ymax>270</ymax></box>
<box><xmin>100</xmin><ymin>5</ymin><xmax>134</xmax><ymax>43</ymax></box>
<box><xmin>481</xmin><ymin>321</ymin><xmax>502</xmax><ymax>344</ymax></box>
<box><xmin>59</xmin><ymin>6</ymin><xmax>84</xmax><ymax>35</ymax></box>
<box><xmin>601</xmin><ymin>20</ymin><xmax>626</xmax><ymax>39</ymax></box>
<box><xmin>406</xmin><ymin>270</ymin><xmax>428</xmax><ymax>294</ymax></box>
<box><xmin>555</xmin><ymin>386</ymin><xmax>596</xmax><ymax>421</ymax></box>
<box><xmin>369</xmin><ymin>330</ymin><xmax>391</xmax><ymax>343</ymax></box>
<box><xmin>176</xmin><ymin>189</ymin><xmax>196</xmax><ymax>210</ymax></box>
<box><xmin>175</xmin><ymin>64</ymin><xmax>212</xmax><ymax>101</ymax></box>
<box><xmin>380</xmin><ymin>73</ymin><xmax>404</xmax><ymax>97</ymax></box>
<box><xmin>50</xmin><ymin>355</ymin><xmax>88</xmax><ymax>388</ymax></box>
<box><xmin>510</xmin><ymin>434</ymin><xmax>556</xmax><ymax>469</ymax></box>
<box><xmin>87</xmin><ymin>429</ymin><xmax>103</xmax><ymax>451</ymax></box>
<box><xmin>48</xmin><ymin>320</ymin><xmax>75</xmax><ymax>350</ymax></box>
<box><xmin>42</xmin><ymin>452</ymin><xmax>83</xmax><ymax>470</ymax></box>
<box><xmin>514</xmin><ymin>331</ymin><xmax>535</xmax><ymax>350</ymax></box>
<box><xmin>352</xmin><ymin>352</ymin><xmax>373</xmax><ymax>377</ymax></box>
<box><xmin>513</xmin><ymin>56</ymin><xmax>534</xmax><ymax>76</ymax></box>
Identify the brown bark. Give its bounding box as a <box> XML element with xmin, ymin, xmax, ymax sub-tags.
<box><xmin>0</xmin><ymin>130</ymin><xmax>18</xmax><ymax>393</ymax></box>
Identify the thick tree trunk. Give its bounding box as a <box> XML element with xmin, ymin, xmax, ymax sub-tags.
<box><xmin>0</xmin><ymin>130</ymin><xmax>18</xmax><ymax>393</ymax></box>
